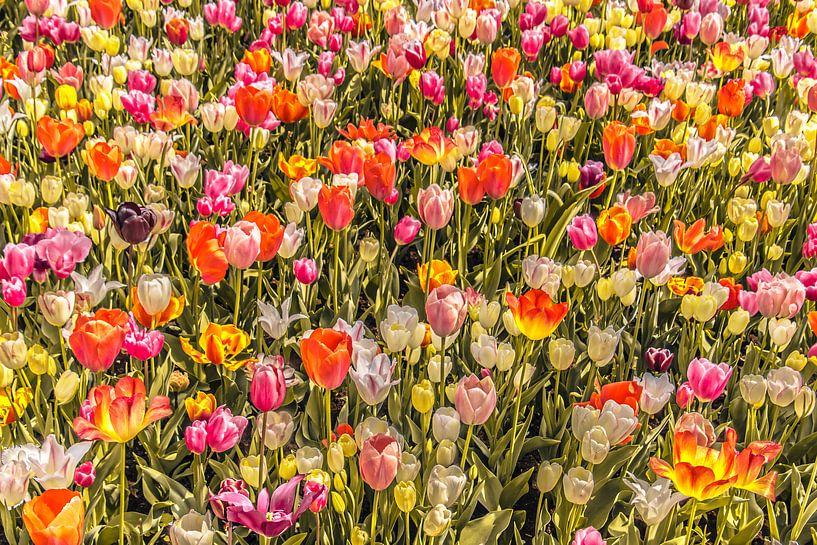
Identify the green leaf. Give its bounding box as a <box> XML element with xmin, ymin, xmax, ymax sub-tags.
<box><xmin>458</xmin><ymin>509</ymin><xmax>514</xmax><ymax>545</ymax></box>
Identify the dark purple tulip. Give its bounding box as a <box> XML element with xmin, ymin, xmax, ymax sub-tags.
<box><xmin>105</xmin><ymin>202</ymin><xmax>157</xmax><ymax>245</ymax></box>
<box><xmin>645</xmin><ymin>347</ymin><xmax>674</xmax><ymax>373</ymax></box>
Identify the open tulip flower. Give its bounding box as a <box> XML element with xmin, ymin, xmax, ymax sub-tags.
<box><xmin>5</xmin><ymin>0</ymin><xmax>817</xmax><ymax>543</ymax></box>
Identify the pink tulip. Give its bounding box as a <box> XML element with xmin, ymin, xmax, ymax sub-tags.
<box><xmin>185</xmin><ymin>420</ymin><xmax>208</xmax><ymax>454</ymax></box>
<box><xmin>294</xmin><ymin>258</ymin><xmax>318</xmax><ymax>284</ymax></box>
<box><xmin>567</xmin><ymin>215</ymin><xmax>598</xmax><ymax>250</ymax></box>
<box><xmin>358</xmin><ymin>434</ymin><xmax>401</xmax><ymax>491</ymax></box>
<box><xmin>584</xmin><ymin>83</ymin><xmax>610</xmax><ymax>119</ymax></box>
<box><xmin>394</xmin><ymin>216</ymin><xmax>421</xmax><ymax>245</ymax></box>
<box><xmin>417</xmin><ymin>184</ymin><xmax>454</xmax><ymax>230</ymax></box>
<box><xmin>686</xmin><ymin>358</ymin><xmax>732</xmax><ymax>402</ymax></box>
<box><xmin>454</xmin><ymin>373</ymin><xmax>497</xmax><ymax>425</ymax></box>
<box><xmin>204</xmin><ymin>0</ymin><xmax>243</xmax><ymax>32</ymax></box>
<box><xmin>36</xmin><ymin>229</ymin><xmax>92</xmax><ymax>279</ymax></box>
<box><xmin>224</xmin><ymin>221</ymin><xmax>261</xmax><ymax>269</ymax></box>
<box><xmin>572</xmin><ymin>527</ymin><xmax>607</xmax><ymax>545</ymax></box>
<box><xmin>123</xmin><ymin>314</ymin><xmax>164</xmax><ymax>360</ymax></box>
<box><xmin>2</xmin><ymin>277</ymin><xmax>26</xmax><ymax>307</ymax></box>
<box><xmin>755</xmin><ymin>273</ymin><xmax>805</xmax><ymax>318</ymax></box>
<box><xmin>206</xmin><ymin>406</ymin><xmax>248</xmax><ymax>453</ymax></box>
<box><xmin>618</xmin><ymin>191</ymin><xmax>659</xmax><ymax>222</ymax></box>
<box><xmin>676</xmin><ymin>382</ymin><xmax>694</xmax><ymax>408</ymax></box>
<box><xmin>250</xmin><ymin>356</ymin><xmax>286</xmax><ymax>412</ymax></box>
<box><xmin>425</xmin><ymin>284</ymin><xmax>467</xmax><ymax>338</ymax></box>
<box><xmin>635</xmin><ymin>231</ymin><xmax>671</xmax><ymax>279</ymax></box>
<box><xmin>74</xmin><ymin>461</ymin><xmax>95</xmax><ymax>488</ymax></box>
<box><xmin>699</xmin><ymin>13</ymin><xmax>723</xmax><ymax>45</ymax></box>
<box><xmin>2</xmin><ymin>243</ymin><xmax>36</xmax><ymax>279</ymax></box>
<box><xmin>568</xmin><ymin>25</ymin><xmax>590</xmax><ymax>49</ymax></box>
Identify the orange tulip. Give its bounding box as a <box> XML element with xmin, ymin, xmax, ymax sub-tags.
<box><xmin>68</xmin><ymin>308</ymin><xmax>129</xmax><ymax>373</ymax></box>
<box><xmin>650</xmin><ymin>429</ymin><xmax>737</xmax><ymax>501</ymax></box>
<box><xmin>319</xmin><ymin>141</ymin><xmax>366</xmax><ymax>178</ymax></box>
<box><xmin>671</xmin><ymin>100</ymin><xmax>692</xmax><ymax>122</ymax></box>
<box><xmin>478</xmin><ymin>153</ymin><xmax>513</xmax><ymax>199</ymax></box>
<box><xmin>0</xmin><ymin>387</ymin><xmax>32</xmax><ymax>426</ymax></box>
<box><xmin>602</xmin><ymin>121</ymin><xmax>637</xmax><ymax>171</ymax></box>
<box><xmin>243</xmin><ymin>211</ymin><xmax>285</xmax><ymax>261</ymax></box>
<box><xmin>491</xmin><ymin>48</ymin><xmax>521</xmax><ymax>89</ymax></box>
<box><xmin>576</xmin><ymin>380</ymin><xmax>643</xmax><ymax>414</ymax></box>
<box><xmin>184</xmin><ymin>391</ymin><xmax>217</xmax><ymax>421</ymax></box>
<box><xmin>787</xmin><ymin>9</ymin><xmax>810</xmax><ymax>38</ymax></box>
<box><xmin>338</xmin><ymin>118</ymin><xmax>394</xmax><ymax>141</ymax></box>
<box><xmin>23</xmin><ymin>489</ymin><xmax>84</xmax><ymax>545</ymax></box>
<box><xmin>29</xmin><ymin>207</ymin><xmax>49</xmax><ymax>234</ymax></box>
<box><xmin>131</xmin><ymin>288</ymin><xmax>185</xmax><ymax>328</ymax></box>
<box><xmin>650</xmin><ymin>428</ymin><xmax>779</xmax><ymax>501</ymax></box>
<box><xmin>505</xmin><ymin>290</ymin><xmax>569</xmax><ymax>340</ymax></box>
<box><xmin>667</xmin><ymin>276</ymin><xmax>705</xmax><ymax>296</ymax></box>
<box><xmin>710</xmin><ymin>42</ymin><xmax>745</xmax><ymax>73</ymax></box>
<box><xmin>150</xmin><ymin>95</ymin><xmax>197</xmax><ymax>131</ymax></box>
<box><xmin>652</xmin><ymin>139</ymin><xmax>686</xmax><ymax>161</ymax></box>
<box><xmin>457</xmin><ymin>166</ymin><xmax>484</xmax><ymax>205</ymax></box>
<box><xmin>278</xmin><ymin>153</ymin><xmax>318</xmax><ymax>180</ymax></box>
<box><xmin>717</xmin><ymin>79</ymin><xmax>746</xmax><ymax>117</ymax></box>
<box><xmin>88</xmin><ymin>0</ymin><xmax>121</xmax><ymax>28</ymax></box>
<box><xmin>242</xmin><ymin>48</ymin><xmax>272</xmax><ymax>74</ymax></box>
<box><xmin>36</xmin><ymin>116</ymin><xmax>84</xmax><ymax>158</ymax></box>
<box><xmin>235</xmin><ymin>85</ymin><xmax>274</xmax><ymax>127</ymax></box>
<box><xmin>0</xmin><ymin>59</ymin><xmax>21</xmax><ymax>100</ymax></box>
<box><xmin>271</xmin><ymin>86</ymin><xmax>308</xmax><ymax>123</ymax></box>
<box><xmin>83</xmin><ymin>141</ymin><xmax>122</xmax><ymax>182</ymax></box>
<box><xmin>363</xmin><ymin>152</ymin><xmax>397</xmax><ymax>202</ymax></box>
<box><xmin>697</xmin><ymin>114</ymin><xmax>730</xmax><ymax>141</ymax></box>
<box><xmin>300</xmin><ymin>328</ymin><xmax>353</xmax><ymax>390</ymax></box>
<box><xmin>180</xmin><ymin>323</ymin><xmax>252</xmax><ymax>371</ymax></box>
<box><xmin>318</xmin><ymin>185</ymin><xmax>355</xmax><ymax>231</ymax></box>
<box><xmin>597</xmin><ymin>205</ymin><xmax>633</xmax><ymax>246</ymax></box>
<box><xmin>404</xmin><ymin>127</ymin><xmax>456</xmax><ymax>166</ymax></box>
<box><xmin>418</xmin><ymin>260</ymin><xmax>459</xmax><ymax>291</ymax></box>
<box><xmin>72</xmin><ymin>376</ymin><xmax>172</xmax><ymax>443</ymax></box>
<box><xmin>558</xmin><ymin>63</ymin><xmax>582</xmax><ymax>94</ymax></box>
<box><xmin>187</xmin><ymin>221</ymin><xmax>229</xmax><ymax>285</ymax></box>
<box><xmin>673</xmin><ymin>218</ymin><xmax>724</xmax><ymax>254</ymax></box>
<box><xmin>808</xmin><ymin>311</ymin><xmax>817</xmax><ymax>336</ymax></box>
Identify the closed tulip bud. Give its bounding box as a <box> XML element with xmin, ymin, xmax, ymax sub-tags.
<box><xmin>38</xmin><ymin>290</ymin><xmax>76</xmax><ymax>327</ymax></box>
<box><xmin>768</xmin><ymin>318</ymin><xmax>797</xmax><ymax>347</ymax></box>
<box><xmin>55</xmin><ymin>370</ymin><xmax>80</xmax><ymax>404</ymax></box>
<box><xmin>536</xmin><ymin>461</ymin><xmax>562</xmax><ymax>493</ymax></box>
<box><xmin>478</xmin><ymin>301</ymin><xmax>501</xmax><ymax>329</ymax></box>
<box><xmin>502</xmin><ymin>309</ymin><xmax>522</xmax><ymax>336</ymax></box>
<box><xmin>74</xmin><ymin>461</ymin><xmax>96</xmax><ymax>488</ymax></box>
<box><xmin>135</xmin><ymin>274</ymin><xmax>172</xmax><ymax>316</ymax></box>
<box><xmin>330</xmin><ymin>491</ymin><xmax>345</xmax><ymax>513</ymax></box>
<box><xmin>351</xmin><ymin>528</ymin><xmax>369</xmax><ymax>545</ymax></box>
<box><xmin>327</xmin><ymin>442</ymin><xmax>345</xmax><ymax>473</ymax></box>
<box><xmin>279</xmin><ymin>454</ymin><xmax>298</xmax><ymax>480</ymax></box>
<box><xmin>257</xmin><ymin>410</ymin><xmax>294</xmax><ymax>450</ymax></box>
<box><xmin>787</xmin><ymin>351</ymin><xmax>808</xmax><ymax>372</ymax></box>
<box><xmin>548</xmin><ymin>338</ymin><xmax>575</xmax><ymax>370</ymax></box>
<box><xmin>727</xmin><ymin>309</ymin><xmax>750</xmax><ymax>335</ymax></box>
<box><xmin>563</xmin><ymin>467</ymin><xmax>594</xmax><ymax>505</ymax></box>
<box><xmin>338</xmin><ymin>434</ymin><xmax>357</xmax><ymax>457</ymax></box>
<box><xmin>423</xmin><ymin>504</ymin><xmax>452</xmax><ymax>537</ymax></box>
<box><xmin>767</xmin><ymin>366</ymin><xmax>803</xmax><ymax>407</ymax></box>
<box><xmin>396</xmin><ymin>452</ymin><xmax>421</xmax><ymax>482</ymax></box>
<box><xmin>0</xmin><ymin>367</ymin><xmax>12</xmax><ymax>388</ymax></box>
<box><xmin>296</xmin><ymin>446</ymin><xmax>324</xmax><ymax>474</ymax></box>
<box><xmin>40</xmin><ymin>176</ymin><xmax>63</xmax><ymax>204</ymax></box>
<box><xmin>581</xmin><ymin>426</ymin><xmax>610</xmax><ymax>464</ymax></box>
<box><xmin>728</xmin><ymin>252</ymin><xmax>747</xmax><ymax>274</ymax></box>
<box><xmin>169</xmin><ymin>511</ymin><xmax>214</xmax><ymax>545</ymax></box>
<box><xmin>0</xmin><ymin>333</ymin><xmax>27</xmax><ymax>370</ymax></box>
<box><xmin>412</xmin><ymin>380</ymin><xmax>435</xmax><ymax>413</ymax></box>
<box><xmin>520</xmin><ymin>195</ymin><xmax>546</xmax><ymax>227</ymax></box>
<box><xmin>587</xmin><ymin>325</ymin><xmax>619</xmax><ymax>366</ymax></box>
<box><xmin>739</xmin><ymin>375</ymin><xmax>766</xmax><ymax>408</ymax></box>
<box><xmin>435</xmin><ymin>439</ymin><xmax>457</xmax><ymax>466</ymax></box>
<box><xmin>359</xmin><ymin>236</ymin><xmax>380</xmax><ymax>263</ymax></box>
<box><xmin>795</xmin><ymin>387</ymin><xmax>815</xmax><ymax>418</ymax></box>
<box><xmin>27</xmin><ymin>344</ymin><xmax>55</xmax><ymax>376</ymax></box>
<box><xmin>596</xmin><ymin>278</ymin><xmax>615</xmax><ymax>301</ymax></box>
<box><xmin>169</xmin><ymin>370</ymin><xmax>190</xmax><ymax>392</ymax></box>
<box><xmin>239</xmin><ymin>456</ymin><xmax>260</xmax><ymax>488</ymax></box>
<box><xmin>333</xmin><ymin>471</ymin><xmax>346</xmax><ymax>492</ymax></box>
<box><xmin>432</xmin><ymin>407</ymin><xmax>460</xmax><ymax>442</ymax></box>
<box><xmin>394</xmin><ymin>481</ymin><xmax>417</xmax><ymax>512</ymax></box>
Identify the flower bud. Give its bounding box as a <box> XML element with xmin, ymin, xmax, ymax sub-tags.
<box><xmin>55</xmin><ymin>370</ymin><xmax>80</xmax><ymax>404</ymax></box>
<box><xmin>739</xmin><ymin>375</ymin><xmax>766</xmax><ymax>408</ymax></box>
<box><xmin>394</xmin><ymin>481</ymin><xmax>417</xmax><ymax>513</ymax></box>
<box><xmin>412</xmin><ymin>380</ymin><xmax>435</xmax><ymax>414</ymax></box>
<box><xmin>423</xmin><ymin>505</ymin><xmax>452</xmax><ymax>537</ymax></box>
<box><xmin>563</xmin><ymin>467</ymin><xmax>594</xmax><ymax>505</ymax></box>
<box><xmin>796</xmin><ymin>387</ymin><xmax>815</xmax><ymax>418</ymax></box>
<box><xmin>548</xmin><ymin>338</ymin><xmax>575</xmax><ymax>370</ymax></box>
<box><xmin>279</xmin><ymin>454</ymin><xmax>298</xmax><ymax>480</ymax></box>
<box><xmin>536</xmin><ymin>461</ymin><xmax>562</xmax><ymax>493</ymax></box>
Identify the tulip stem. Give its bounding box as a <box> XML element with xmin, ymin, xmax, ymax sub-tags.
<box><xmin>370</xmin><ymin>491</ymin><xmax>380</xmax><ymax>545</ymax></box>
<box><xmin>685</xmin><ymin>499</ymin><xmax>698</xmax><ymax>545</ymax></box>
<box><xmin>233</xmin><ymin>269</ymin><xmax>243</xmax><ymax>325</ymax></box>
<box><xmin>461</xmin><ymin>424</ymin><xmax>474</xmax><ymax>470</ymax></box>
<box><xmin>259</xmin><ymin>410</ymin><xmax>268</xmax><ymax>492</ymax></box>
<box><xmin>119</xmin><ymin>442</ymin><xmax>127</xmax><ymax>545</ymax></box>
<box><xmin>325</xmin><ymin>387</ymin><xmax>333</xmax><ymax>445</ymax></box>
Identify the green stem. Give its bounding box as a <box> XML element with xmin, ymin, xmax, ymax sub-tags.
<box><xmin>686</xmin><ymin>499</ymin><xmax>698</xmax><ymax>545</ymax></box>
<box><xmin>120</xmin><ymin>442</ymin><xmax>127</xmax><ymax>545</ymax></box>
<box><xmin>325</xmin><ymin>387</ymin><xmax>333</xmax><ymax>445</ymax></box>
<box><xmin>370</xmin><ymin>491</ymin><xmax>380</xmax><ymax>545</ymax></box>
<box><xmin>461</xmin><ymin>424</ymin><xmax>474</xmax><ymax>470</ymax></box>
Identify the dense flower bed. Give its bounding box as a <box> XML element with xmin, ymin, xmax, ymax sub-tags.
<box><xmin>0</xmin><ymin>0</ymin><xmax>816</xmax><ymax>543</ymax></box>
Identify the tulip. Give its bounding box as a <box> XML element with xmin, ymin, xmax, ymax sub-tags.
<box><xmin>426</xmin><ymin>285</ymin><xmax>467</xmax><ymax>338</ymax></box>
<box><xmin>223</xmin><ymin>220</ymin><xmax>262</xmax><ymax>269</ymax></box>
<box><xmin>359</xmin><ymin>434</ymin><xmax>401</xmax><ymax>491</ymax></box>
<box><xmin>74</xmin><ymin>462</ymin><xmax>95</xmax><ymax>488</ymax></box>
<box><xmin>38</xmin><ymin>290</ymin><xmax>75</xmax><ymax>327</ymax></box>
<box><xmin>563</xmin><ymin>467</ymin><xmax>594</xmax><ymax>505</ymax></box>
<box><xmin>638</xmin><ymin>372</ymin><xmax>675</xmax><ymax>415</ymax></box>
<box><xmin>350</xmin><ymin>352</ymin><xmax>397</xmax><ymax>406</ymax></box>
<box><xmin>454</xmin><ymin>373</ymin><xmax>497</xmax><ymax>426</ymax></box>
<box><xmin>243</xmin><ymin>212</ymin><xmax>285</xmax><ymax>262</ymax></box>
<box><xmin>257</xmin><ymin>410</ymin><xmax>294</xmax><ymax>450</ymax></box>
<box><xmin>294</xmin><ymin>258</ymin><xmax>318</xmax><ymax>284</ymax></box>
<box><xmin>169</xmin><ymin>511</ymin><xmax>214</xmax><ymax>545</ymax></box>
<box><xmin>766</xmin><ymin>366</ymin><xmax>803</xmax><ymax>407</ymax></box>
<box><xmin>23</xmin><ymin>489</ymin><xmax>85</xmax><ymax>545</ymax></box>
<box><xmin>235</xmin><ymin>85</ymin><xmax>273</xmax><ymax>127</ymax></box>
<box><xmin>602</xmin><ymin>122</ymin><xmax>636</xmax><ymax>171</ymax></box>
<box><xmin>423</xmin><ymin>504</ymin><xmax>452</xmax><ymax>537</ymax></box>
<box><xmin>36</xmin><ymin>116</ymin><xmax>84</xmax><ymax>158</ymax></box>
<box><xmin>250</xmin><ymin>356</ymin><xmax>286</xmax><ymax>412</ymax></box>
<box><xmin>73</xmin><ymin>376</ymin><xmax>172</xmax><ymax>442</ymax></box>
<box><xmin>739</xmin><ymin>374</ymin><xmax>767</xmax><ymax>408</ymax></box>
<box><xmin>0</xmin><ymin>460</ymin><xmax>29</xmax><ymax>507</ymax></box>
<box><xmin>572</xmin><ymin>527</ymin><xmax>606</xmax><ymax>545</ymax></box>
<box><xmin>417</xmin><ymin>184</ymin><xmax>454</xmax><ymax>230</ymax></box>
<box><xmin>686</xmin><ymin>357</ymin><xmax>732</xmax><ymax>402</ymax></box>
<box><xmin>623</xmin><ymin>477</ymin><xmax>685</xmax><ymax>526</ymax></box>
<box><xmin>597</xmin><ymin>205</ymin><xmax>632</xmax><ymax>245</ymax></box>
<box><xmin>318</xmin><ymin>185</ymin><xmax>355</xmax><ymax>231</ymax></box>
<box><xmin>68</xmin><ymin>308</ymin><xmax>129</xmax><ymax>372</ymax></box>
<box><xmin>505</xmin><ymin>289</ymin><xmax>569</xmax><ymax>340</ymax></box>
<box><xmin>300</xmin><ymin>328</ymin><xmax>353</xmax><ymax>390</ymax></box>
<box><xmin>105</xmin><ymin>202</ymin><xmax>157</xmax><ymax>245</ymax></box>
<box><xmin>185</xmin><ymin>421</ymin><xmax>208</xmax><ymax>454</ymax></box>
<box><xmin>180</xmin><ymin>323</ymin><xmax>251</xmax><ymax>370</ymax></box>
<box><xmin>135</xmin><ymin>274</ymin><xmax>172</xmax><ymax>316</ymax></box>
<box><xmin>426</xmin><ymin>465</ymin><xmax>466</xmax><ymax>506</ymax></box>
<box><xmin>185</xmin><ymin>392</ymin><xmax>216</xmax><ymax>421</ymax></box>
<box><xmin>585</xmin><ymin>83</ymin><xmax>610</xmax><ymax>119</ymax></box>
<box><xmin>205</xmin><ymin>406</ymin><xmax>248</xmax><ymax>453</ymax></box>
<box><xmin>567</xmin><ymin>215</ymin><xmax>598</xmax><ymax>250</ymax></box>
<box><xmin>490</xmin><ymin>47</ymin><xmax>521</xmax><ymax>88</ymax></box>
<box><xmin>635</xmin><ymin>231</ymin><xmax>672</xmax><ymax>279</ymax></box>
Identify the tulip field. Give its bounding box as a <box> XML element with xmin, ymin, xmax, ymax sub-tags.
<box><xmin>3</xmin><ymin>0</ymin><xmax>817</xmax><ymax>542</ymax></box>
